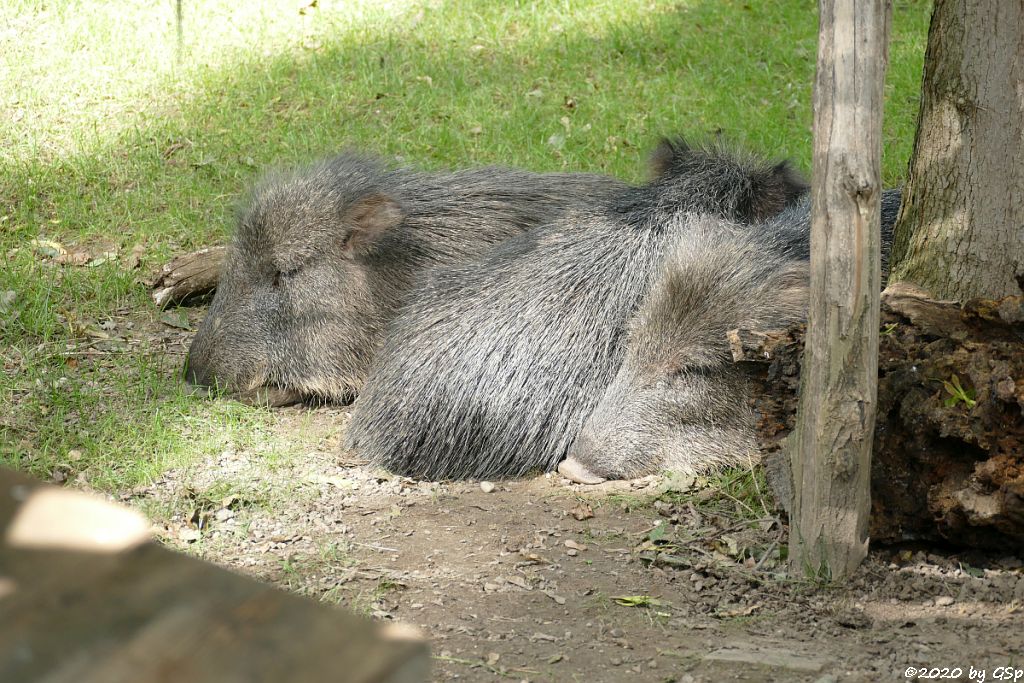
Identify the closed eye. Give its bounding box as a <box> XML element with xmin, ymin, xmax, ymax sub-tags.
<box><xmin>272</xmin><ymin>266</ymin><xmax>301</xmax><ymax>287</ymax></box>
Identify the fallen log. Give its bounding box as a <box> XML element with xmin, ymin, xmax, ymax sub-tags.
<box><xmin>151</xmin><ymin>246</ymin><xmax>226</xmax><ymax>308</ymax></box>
<box><xmin>739</xmin><ymin>282</ymin><xmax>1024</xmax><ymax>550</ymax></box>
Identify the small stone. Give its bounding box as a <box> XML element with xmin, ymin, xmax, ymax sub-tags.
<box><xmin>545</xmin><ymin>592</ymin><xmax>567</xmax><ymax>605</ymax></box>
<box><xmin>935</xmin><ymin>596</ymin><xmax>955</xmax><ymax>607</ymax></box>
<box><xmin>480</xmin><ymin>481</ymin><xmax>496</xmax><ymax>493</ymax></box>
<box><xmin>67</xmin><ymin>449</ymin><xmax>83</xmax><ymax>461</ymax></box>
<box><xmin>506</xmin><ymin>575</ymin><xmax>531</xmax><ymax>590</ymax></box>
<box><xmin>566</xmin><ymin>549</ymin><xmax>578</xmax><ymax>557</ymax></box>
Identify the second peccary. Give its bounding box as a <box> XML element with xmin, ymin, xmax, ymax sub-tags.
<box><xmin>184</xmin><ymin>152</ymin><xmax>629</xmax><ymax>406</ymax></box>
<box><xmin>344</xmin><ymin>140</ymin><xmax>809</xmax><ymax>479</ymax></box>
<box><xmin>560</xmin><ymin>189</ymin><xmax>902</xmax><ymax>483</ymax></box>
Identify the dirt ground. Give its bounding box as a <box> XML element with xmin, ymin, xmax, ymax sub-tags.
<box><xmin>122</xmin><ymin>415</ymin><xmax>1023</xmax><ymax>681</ymax></box>
<box><xmin>55</xmin><ymin>307</ymin><xmax>1021</xmax><ymax>682</ymax></box>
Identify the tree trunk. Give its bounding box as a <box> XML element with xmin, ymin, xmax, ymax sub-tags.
<box><xmin>788</xmin><ymin>0</ymin><xmax>891</xmax><ymax>580</ymax></box>
<box><xmin>889</xmin><ymin>0</ymin><xmax>1024</xmax><ymax>300</ymax></box>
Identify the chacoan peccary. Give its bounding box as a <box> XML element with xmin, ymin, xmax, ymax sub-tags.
<box><xmin>344</xmin><ymin>140</ymin><xmax>810</xmax><ymax>479</ymax></box>
<box><xmin>185</xmin><ymin>152</ymin><xmax>629</xmax><ymax>406</ymax></box>
<box><xmin>560</xmin><ymin>188</ymin><xmax>901</xmax><ymax>482</ymax></box>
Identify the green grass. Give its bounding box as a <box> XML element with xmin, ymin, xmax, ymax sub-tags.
<box><xmin>1</xmin><ymin>0</ymin><xmax>933</xmax><ymax>490</ymax></box>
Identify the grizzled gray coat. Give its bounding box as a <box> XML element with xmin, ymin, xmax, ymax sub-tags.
<box><xmin>185</xmin><ymin>152</ymin><xmax>628</xmax><ymax>406</ymax></box>
<box><xmin>345</xmin><ymin>141</ymin><xmax>809</xmax><ymax>479</ymax></box>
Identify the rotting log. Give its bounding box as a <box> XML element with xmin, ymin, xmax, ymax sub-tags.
<box><xmin>736</xmin><ymin>283</ymin><xmax>1024</xmax><ymax>550</ymax></box>
<box><xmin>151</xmin><ymin>245</ymin><xmax>226</xmax><ymax>308</ymax></box>
<box><xmin>0</xmin><ymin>467</ymin><xmax>429</xmax><ymax>683</ymax></box>
<box><xmin>788</xmin><ymin>0</ymin><xmax>891</xmax><ymax>579</ymax></box>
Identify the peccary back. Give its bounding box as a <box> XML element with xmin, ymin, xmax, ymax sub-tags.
<box><xmin>345</xmin><ymin>141</ymin><xmax>808</xmax><ymax>479</ymax></box>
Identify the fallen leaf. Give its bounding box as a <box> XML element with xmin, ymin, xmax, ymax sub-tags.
<box><xmin>717</xmin><ymin>603</ymin><xmax>761</xmax><ymax>618</ymax></box>
<box><xmin>123</xmin><ymin>243</ymin><xmax>146</xmax><ymax>270</ymax></box>
<box><xmin>505</xmin><ymin>575</ymin><xmax>531</xmax><ymax>590</ymax></box>
<box><xmin>570</xmin><ymin>502</ymin><xmax>594</xmax><ymax>520</ymax></box>
<box><xmin>30</xmin><ymin>238</ymin><xmax>67</xmax><ymax>259</ymax></box>
<box><xmin>612</xmin><ymin>595</ymin><xmax>670</xmax><ymax>608</ymax></box>
<box><xmin>160</xmin><ymin>310</ymin><xmax>191</xmax><ymax>330</ymax></box>
<box><xmin>714</xmin><ymin>535</ymin><xmax>741</xmax><ymax>557</ymax></box>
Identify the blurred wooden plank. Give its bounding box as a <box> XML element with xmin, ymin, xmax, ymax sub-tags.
<box><xmin>0</xmin><ymin>468</ymin><xmax>428</xmax><ymax>683</ymax></box>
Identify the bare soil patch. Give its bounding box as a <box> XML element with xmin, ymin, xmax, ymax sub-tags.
<box><xmin>43</xmin><ymin>304</ymin><xmax>1020</xmax><ymax>682</ymax></box>
<box><xmin>114</xmin><ymin>404</ymin><xmax>1022</xmax><ymax>682</ymax></box>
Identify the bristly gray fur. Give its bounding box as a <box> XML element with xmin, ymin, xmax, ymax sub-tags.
<box><xmin>567</xmin><ymin>188</ymin><xmax>902</xmax><ymax>480</ymax></box>
<box><xmin>345</xmin><ymin>141</ymin><xmax>810</xmax><ymax>479</ymax></box>
<box><xmin>185</xmin><ymin>151</ymin><xmax>628</xmax><ymax>405</ymax></box>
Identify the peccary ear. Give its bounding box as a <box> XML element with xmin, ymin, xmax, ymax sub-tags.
<box><xmin>741</xmin><ymin>161</ymin><xmax>810</xmax><ymax>221</ymax></box>
<box><xmin>341</xmin><ymin>193</ymin><xmax>405</xmax><ymax>257</ymax></box>
<box><xmin>647</xmin><ymin>137</ymin><xmax>693</xmax><ymax>180</ymax></box>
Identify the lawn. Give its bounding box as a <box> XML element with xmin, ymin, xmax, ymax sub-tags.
<box><xmin>1</xmin><ymin>0</ymin><xmax>931</xmax><ymax>492</ymax></box>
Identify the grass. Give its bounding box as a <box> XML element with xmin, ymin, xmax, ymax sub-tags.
<box><xmin>1</xmin><ymin>0</ymin><xmax>933</xmax><ymax>492</ymax></box>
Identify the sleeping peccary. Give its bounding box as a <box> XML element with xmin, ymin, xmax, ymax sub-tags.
<box><xmin>344</xmin><ymin>140</ymin><xmax>810</xmax><ymax>479</ymax></box>
<box><xmin>561</xmin><ymin>187</ymin><xmax>902</xmax><ymax>483</ymax></box>
<box><xmin>184</xmin><ymin>152</ymin><xmax>628</xmax><ymax>406</ymax></box>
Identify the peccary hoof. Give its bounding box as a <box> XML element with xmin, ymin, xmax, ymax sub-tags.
<box><xmin>557</xmin><ymin>458</ymin><xmax>607</xmax><ymax>485</ymax></box>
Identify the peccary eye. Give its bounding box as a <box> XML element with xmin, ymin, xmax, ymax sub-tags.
<box><xmin>271</xmin><ymin>266</ymin><xmax>301</xmax><ymax>287</ymax></box>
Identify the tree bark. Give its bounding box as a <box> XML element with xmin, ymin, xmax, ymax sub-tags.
<box><xmin>788</xmin><ymin>0</ymin><xmax>891</xmax><ymax>580</ymax></box>
<box><xmin>889</xmin><ymin>0</ymin><xmax>1024</xmax><ymax>300</ymax></box>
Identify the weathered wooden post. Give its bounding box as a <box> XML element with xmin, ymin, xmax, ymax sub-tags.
<box><xmin>788</xmin><ymin>0</ymin><xmax>891</xmax><ymax>579</ymax></box>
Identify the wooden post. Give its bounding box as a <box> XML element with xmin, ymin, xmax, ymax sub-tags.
<box><xmin>788</xmin><ymin>0</ymin><xmax>891</xmax><ymax>580</ymax></box>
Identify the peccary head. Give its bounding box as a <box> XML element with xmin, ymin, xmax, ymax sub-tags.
<box><xmin>185</xmin><ymin>155</ymin><xmax>408</xmax><ymax>406</ymax></box>
<box><xmin>634</xmin><ymin>137</ymin><xmax>810</xmax><ymax>223</ymax></box>
<box><xmin>563</xmin><ymin>216</ymin><xmax>810</xmax><ymax>482</ymax></box>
